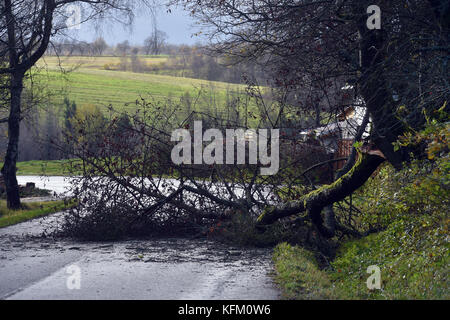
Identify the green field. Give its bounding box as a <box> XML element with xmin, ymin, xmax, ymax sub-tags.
<box><xmin>0</xmin><ymin>160</ymin><xmax>73</xmax><ymax>176</ymax></box>
<box><xmin>32</xmin><ymin>55</ymin><xmax>250</xmax><ymax>116</ymax></box>
<box><xmin>16</xmin><ymin>160</ymin><xmax>72</xmax><ymax>176</ymax></box>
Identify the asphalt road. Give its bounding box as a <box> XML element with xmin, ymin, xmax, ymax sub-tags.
<box><xmin>0</xmin><ymin>213</ymin><xmax>279</xmax><ymax>300</ymax></box>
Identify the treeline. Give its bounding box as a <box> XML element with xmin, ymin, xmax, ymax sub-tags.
<box><xmin>2</xmin><ymin>85</ymin><xmax>261</xmax><ymax>162</ymax></box>
<box><xmin>148</xmin><ymin>48</ymin><xmax>265</xmax><ymax>84</ymax></box>
<box><xmin>46</xmin><ymin>37</ymin><xmax>265</xmax><ymax>84</ymax></box>
<box><xmin>48</xmin><ymin>29</ymin><xmax>171</xmax><ymax>57</ymax></box>
<box><xmin>0</xmin><ymin>98</ymin><xmax>124</xmax><ymax>162</ymax></box>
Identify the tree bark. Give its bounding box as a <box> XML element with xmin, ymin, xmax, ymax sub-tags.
<box><xmin>1</xmin><ymin>71</ymin><xmax>24</xmax><ymax>209</ymax></box>
<box><xmin>356</xmin><ymin>8</ymin><xmax>407</xmax><ymax>169</ymax></box>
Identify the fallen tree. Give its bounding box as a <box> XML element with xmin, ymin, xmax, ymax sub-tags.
<box><xmin>55</xmin><ymin>0</ymin><xmax>448</xmax><ymax>245</ymax></box>
<box><xmin>257</xmin><ymin>151</ymin><xmax>386</xmax><ymax>237</ymax></box>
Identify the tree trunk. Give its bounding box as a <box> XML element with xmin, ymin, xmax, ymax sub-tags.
<box><xmin>1</xmin><ymin>72</ymin><xmax>24</xmax><ymax>209</ymax></box>
<box><xmin>257</xmin><ymin>152</ymin><xmax>385</xmax><ymax>231</ymax></box>
<box><xmin>356</xmin><ymin>9</ymin><xmax>408</xmax><ymax>169</ymax></box>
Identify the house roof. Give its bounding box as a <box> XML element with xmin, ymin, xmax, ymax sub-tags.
<box><xmin>312</xmin><ymin>106</ymin><xmax>367</xmax><ymax>138</ymax></box>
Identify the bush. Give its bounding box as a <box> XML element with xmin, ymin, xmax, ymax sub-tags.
<box><xmin>275</xmin><ymin>208</ymin><xmax>449</xmax><ymax>300</ymax></box>
<box><xmin>349</xmin><ymin>119</ymin><xmax>449</xmax><ymax>231</ymax></box>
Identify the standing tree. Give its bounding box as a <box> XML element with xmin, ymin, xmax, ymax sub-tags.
<box><xmin>0</xmin><ymin>0</ymin><xmax>153</xmax><ymax>209</ymax></box>
<box><xmin>116</xmin><ymin>40</ymin><xmax>131</xmax><ymax>56</ymax></box>
<box><xmin>143</xmin><ymin>29</ymin><xmax>168</xmax><ymax>55</ymax></box>
<box><xmin>92</xmin><ymin>37</ymin><xmax>108</xmax><ymax>56</ymax></box>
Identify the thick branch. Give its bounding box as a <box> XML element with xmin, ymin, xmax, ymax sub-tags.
<box><xmin>257</xmin><ymin>152</ymin><xmax>385</xmax><ymax>226</ymax></box>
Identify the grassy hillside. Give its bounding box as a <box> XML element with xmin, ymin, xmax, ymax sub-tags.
<box><xmin>32</xmin><ymin>55</ymin><xmax>250</xmax><ymax>115</ymax></box>
<box><xmin>272</xmin><ymin>159</ymin><xmax>449</xmax><ymax>299</ymax></box>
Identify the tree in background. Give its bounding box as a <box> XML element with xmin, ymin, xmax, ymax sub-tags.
<box><xmin>71</xmin><ymin>104</ymin><xmax>107</xmax><ymax>156</ymax></box>
<box><xmin>116</xmin><ymin>40</ymin><xmax>131</xmax><ymax>57</ymax></box>
<box><xmin>144</xmin><ymin>29</ymin><xmax>168</xmax><ymax>55</ymax></box>
<box><xmin>43</xmin><ymin>108</ymin><xmax>62</xmax><ymax>160</ymax></box>
<box><xmin>92</xmin><ymin>37</ymin><xmax>108</xmax><ymax>56</ymax></box>
<box><xmin>130</xmin><ymin>47</ymin><xmax>145</xmax><ymax>72</ymax></box>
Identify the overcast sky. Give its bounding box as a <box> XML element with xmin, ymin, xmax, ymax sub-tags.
<box><xmin>67</xmin><ymin>4</ymin><xmax>205</xmax><ymax>46</ymax></box>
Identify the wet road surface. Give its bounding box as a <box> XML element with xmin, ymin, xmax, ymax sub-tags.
<box><xmin>0</xmin><ymin>212</ymin><xmax>280</xmax><ymax>300</ymax></box>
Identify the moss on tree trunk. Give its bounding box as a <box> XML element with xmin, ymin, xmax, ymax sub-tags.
<box><xmin>257</xmin><ymin>152</ymin><xmax>386</xmax><ymax>233</ymax></box>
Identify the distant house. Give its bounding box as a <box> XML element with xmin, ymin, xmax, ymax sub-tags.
<box><xmin>315</xmin><ymin>105</ymin><xmax>368</xmax><ymax>170</ymax></box>
<box><xmin>300</xmin><ymin>85</ymin><xmax>369</xmax><ymax>171</ymax></box>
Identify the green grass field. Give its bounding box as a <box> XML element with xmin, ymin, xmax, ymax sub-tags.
<box><xmin>17</xmin><ymin>160</ymin><xmax>73</xmax><ymax>176</ymax></box>
<box><xmin>0</xmin><ymin>160</ymin><xmax>74</xmax><ymax>176</ymax></box>
<box><xmin>32</xmin><ymin>55</ymin><xmax>250</xmax><ymax>116</ymax></box>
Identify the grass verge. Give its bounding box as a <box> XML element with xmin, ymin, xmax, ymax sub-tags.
<box><xmin>273</xmin><ymin>211</ymin><xmax>449</xmax><ymax>300</ymax></box>
<box><xmin>0</xmin><ymin>200</ymin><xmax>76</xmax><ymax>228</ymax></box>
<box><xmin>273</xmin><ymin>243</ymin><xmax>336</xmax><ymax>299</ymax></box>
<box><xmin>30</xmin><ymin>66</ymin><xmax>249</xmax><ymax>115</ymax></box>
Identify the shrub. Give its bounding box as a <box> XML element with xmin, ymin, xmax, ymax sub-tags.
<box><xmin>350</xmin><ymin>116</ymin><xmax>449</xmax><ymax>231</ymax></box>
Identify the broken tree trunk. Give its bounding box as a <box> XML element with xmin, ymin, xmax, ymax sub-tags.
<box><xmin>256</xmin><ymin>151</ymin><xmax>386</xmax><ymax>234</ymax></box>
